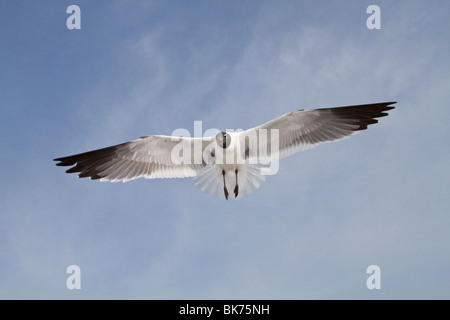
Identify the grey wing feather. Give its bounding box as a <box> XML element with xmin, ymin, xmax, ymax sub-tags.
<box><xmin>54</xmin><ymin>135</ymin><xmax>213</xmax><ymax>182</ymax></box>
<box><xmin>240</xmin><ymin>102</ymin><xmax>396</xmax><ymax>160</ymax></box>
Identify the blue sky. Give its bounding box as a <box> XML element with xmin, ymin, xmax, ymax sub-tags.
<box><xmin>1</xmin><ymin>0</ymin><xmax>449</xmax><ymax>299</ymax></box>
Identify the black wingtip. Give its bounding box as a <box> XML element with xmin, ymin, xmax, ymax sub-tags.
<box><xmin>326</xmin><ymin>101</ymin><xmax>396</xmax><ymax>132</ymax></box>
<box><xmin>384</xmin><ymin>101</ymin><xmax>397</xmax><ymax>109</ymax></box>
<box><xmin>54</xmin><ymin>158</ymin><xmax>77</xmax><ymax>167</ymax></box>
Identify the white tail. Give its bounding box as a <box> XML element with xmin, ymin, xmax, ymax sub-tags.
<box><xmin>193</xmin><ymin>164</ymin><xmax>266</xmax><ymax>200</ymax></box>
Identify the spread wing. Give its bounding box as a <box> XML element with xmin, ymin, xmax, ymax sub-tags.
<box><xmin>54</xmin><ymin>135</ymin><xmax>213</xmax><ymax>182</ymax></box>
<box><xmin>239</xmin><ymin>102</ymin><xmax>396</xmax><ymax>160</ymax></box>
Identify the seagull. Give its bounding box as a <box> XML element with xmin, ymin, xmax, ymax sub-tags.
<box><xmin>54</xmin><ymin>101</ymin><xmax>395</xmax><ymax>200</ymax></box>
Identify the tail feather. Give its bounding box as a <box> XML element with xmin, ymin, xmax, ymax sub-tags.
<box><xmin>193</xmin><ymin>165</ymin><xmax>225</xmax><ymax>199</ymax></box>
<box><xmin>193</xmin><ymin>165</ymin><xmax>266</xmax><ymax>200</ymax></box>
<box><xmin>239</xmin><ymin>165</ymin><xmax>266</xmax><ymax>198</ymax></box>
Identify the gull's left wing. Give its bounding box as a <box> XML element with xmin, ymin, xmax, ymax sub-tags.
<box><xmin>238</xmin><ymin>102</ymin><xmax>396</xmax><ymax>160</ymax></box>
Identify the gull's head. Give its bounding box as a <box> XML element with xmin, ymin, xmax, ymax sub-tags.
<box><xmin>216</xmin><ymin>132</ymin><xmax>231</xmax><ymax>149</ymax></box>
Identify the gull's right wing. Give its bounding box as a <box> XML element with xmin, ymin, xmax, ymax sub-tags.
<box><xmin>54</xmin><ymin>135</ymin><xmax>214</xmax><ymax>182</ymax></box>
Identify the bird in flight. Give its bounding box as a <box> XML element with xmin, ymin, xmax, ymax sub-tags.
<box><xmin>54</xmin><ymin>102</ymin><xmax>395</xmax><ymax>200</ymax></box>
